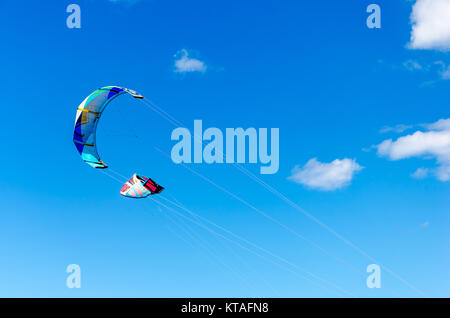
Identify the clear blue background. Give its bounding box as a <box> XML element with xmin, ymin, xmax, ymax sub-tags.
<box><xmin>0</xmin><ymin>0</ymin><xmax>448</xmax><ymax>297</ymax></box>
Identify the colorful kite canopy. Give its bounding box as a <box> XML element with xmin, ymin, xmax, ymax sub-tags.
<box><xmin>120</xmin><ymin>174</ymin><xmax>164</xmax><ymax>198</ymax></box>
<box><xmin>73</xmin><ymin>86</ymin><xmax>143</xmax><ymax>169</ymax></box>
<box><xmin>73</xmin><ymin>86</ymin><xmax>165</xmax><ymax>197</ymax></box>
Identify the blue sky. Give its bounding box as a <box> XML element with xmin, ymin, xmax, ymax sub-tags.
<box><xmin>1</xmin><ymin>0</ymin><xmax>449</xmax><ymax>297</ymax></box>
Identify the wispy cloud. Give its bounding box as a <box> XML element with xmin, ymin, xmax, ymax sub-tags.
<box><xmin>432</xmin><ymin>61</ymin><xmax>450</xmax><ymax>80</ymax></box>
<box><xmin>402</xmin><ymin>59</ymin><xmax>450</xmax><ymax>81</ymax></box>
<box><xmin>376</xmin><ymin>59</ymin><xmax>450</xmax><ymax>85</ymax></box>
<box><xmin>420</xmin><ymin>221</ymin><xmax>430</xmax><ymax>228</ymax></box>
<box><xmin>288</xmin><ymin>158</ymin><xmax>363</xmax><ymax>191</ymax></box>
<box><xmin>411</xmin><ymin>167</ymin><xmax>429</xmax><ymax>179</ymax></box>
<box><xmin>403</xmin><ymin>59</ymin><xmax>424</xmax><ymax>71</ymax></box>
<box><xmin>408</xmin><ymin>0</ymin><xmax>450</xmax><ymax>51</ymax></box>
<box><xmin>174</xmin><ymin>49</ymin><xmax>207</xmax><ymax>73</ymax></box>
<box><xmin>426</xmin><ymin>118</ymin><xmax>450</xmax><ymax>131</ymax></box>
<box><xmin>376</xmin><ymin>118</ymin><xmax>450</xmax><ymax>181</ymax></box>
<box><xmin>380</xmin><ymin>124</ymin><xmax>413</xmax><ymax>134</ymax></box>
<box><xmin>439</xmin><ymin>65</ymin><xmax>450</xmax><ymax>79</ymax></box>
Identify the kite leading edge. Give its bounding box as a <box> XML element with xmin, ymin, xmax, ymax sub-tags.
<box><xmin>73</xmin><ymin>86</ymin><xmax>164</xmax><ymax>198</ymax></box>
<box><xmin>73</xmin><ymin>86</ymin><xmax>143</xmax><ymax>169</ymax></box>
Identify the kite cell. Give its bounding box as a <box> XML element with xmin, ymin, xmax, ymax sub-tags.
<box><xmin>120</xmin><ymin>174</ymin><xmax>164</xmax><ymax>198</ymax></box>
<box><xmin>73</xmin><ymin>86</ymin><xmax>143</xmax><ymax>169</ymax></box>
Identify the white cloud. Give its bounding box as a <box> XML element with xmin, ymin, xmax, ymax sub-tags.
<box><xmin>377</xmin><ymin>131</ymin><xmax>450</xmax><ymax>160</ymax></box>
<box><xmin>174</xmin><ymin>49</ymin><xmax>207</xmax><ymax>73</ymax></box>
<box><xmin>408</xmin><ymin>0</ymin><xmax>450</xmax><ymax>51</ymax></box>
<box><xmin>288</xmin><ymin>158</ymin><xmax>363</xmax><ymax>191</ymax></box>
<box><xmin>425</xmin><ymin>118</ymin><xmax>450</xmax><ymax>130</ymax></box>
<box><xmin>420</xmin><ymin>221</ymin><xmax>430</xmax><ymax>227</ymax></box>
<box><xmin>376</xmin><ymin>118</ymin><xmax>450</xmax><ymax>181</ymax></box>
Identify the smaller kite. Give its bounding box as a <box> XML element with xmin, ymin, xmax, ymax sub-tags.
<box><xmin>120</xmin><ymin>174</ymin><xmax>164</xmax><ymax>198</ymax></box>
